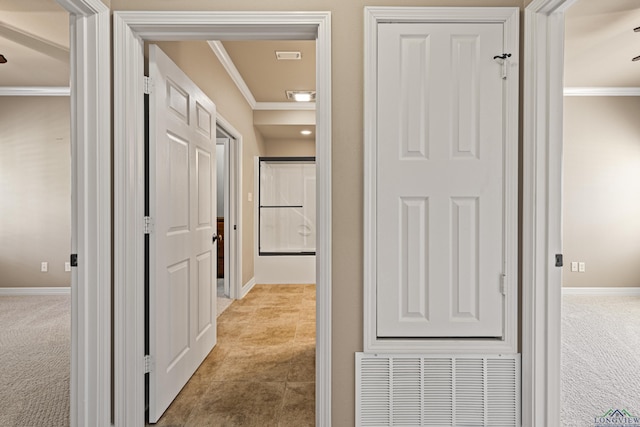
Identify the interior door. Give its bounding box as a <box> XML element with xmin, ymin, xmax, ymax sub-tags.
<box><xmin>376</xmin><ymin>23</ymin><xmax>506</xmax><ymax>338</ymax></box>
<box><xmin>148</xmin><ymin>44</ymin><xmax>217</xmax><ymax>423</ymax></box>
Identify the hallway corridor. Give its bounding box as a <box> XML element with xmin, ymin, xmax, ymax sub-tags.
<box><xmin>151</xmin><ymin>284</ymin><xmax>316</xmax><ymax>426</ymax></box>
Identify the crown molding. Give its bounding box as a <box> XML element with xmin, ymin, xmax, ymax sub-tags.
<box><xmin>0</xmin><ymin>86</ymin><xmax>70</xmax><ymax>96</ymax></box>
<box><xmin>563</xmin><ymin>87</ymin><xmax>640</xmax><ymax>96</ymax></box>
<box><xmin>254</xmin><ymin>101</ymin><xmax>316</xmax><ymax>111</ymax></box>
<box><xmin>207</xmin><ymin>40</ymin><xmax>256</xmax><ymax>109</ymax></box>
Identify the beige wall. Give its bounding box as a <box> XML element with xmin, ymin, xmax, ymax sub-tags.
<box><xmin>563</xmin><ymin>96</ymin><xmax>640</xmax><ymax>287</ymax></box>
<box><xmin>152</xmin><ymin>41</ymin><xmax>266</xmax><ymax>287</ymax></box>
<box><xmin>0</xmin><ymin>96</ymin><xmax>71</xmax><ymax>287</ymax></box>
<box><xmin>115</xmin><ymin>1</ymin><xmax>526</xmax><ymax>424</ymax></box>
<box><xmin>263</xmin><ymin>139</ymin><xmax>315</xmax><ymax>157</ymax></box>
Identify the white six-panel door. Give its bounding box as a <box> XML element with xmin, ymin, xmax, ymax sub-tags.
<box><xmin>376</xmin><ymin>23</ymin><xmax>506</xmax><ymax>338</ymax></box>
<box><xmin>148</xmin><ymin>44</ymin><xmax>217</xmax><ymax>423</ymax></box>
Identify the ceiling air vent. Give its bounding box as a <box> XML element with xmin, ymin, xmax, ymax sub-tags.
<box><xmin>275</xmin><ymin>51</ymin><xmax>301</xmax><ymax>60</ymax></box>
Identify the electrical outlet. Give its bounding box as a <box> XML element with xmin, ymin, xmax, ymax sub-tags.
<box><xmin>65</xmin><ymin>261</ymin><xmax>71</xmax><ymax>272</ymax></box>
<box><xmin>578</xmin><ymin>262</ymin><xmax>585</xmax><ymax>273</ymax></box>
<box><xmin>41</xmin><ymin>262</ymin><xmax>48</xmax><ymax>272</ymax></box>
<box><xmin>248</xmin><ymin>192</ymin><xmax>253</xmax><ymax>202</ymax></box>
<box><xmin>571</xmin><ymin>262</ymin><xmax>578</xmax><ymax>272</ymax></box>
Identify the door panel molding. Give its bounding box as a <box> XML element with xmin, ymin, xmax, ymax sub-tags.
<box><xmin>363</xmin><ymin>6</ymin><xmax>519</xmax><ymax>354</ymax></box>
<box><xmin>113</xmin><ymin>11</ymin><xmax>331</xmax><ymax>426</ymax></box>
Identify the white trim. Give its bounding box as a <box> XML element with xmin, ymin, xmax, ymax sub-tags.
<box><xmin>216</xmin><ymin>113</ymin><xmax>243</xmax><ymax>301</ymax></box>
<box><xmin>562</xmin><ymin>287</ymin><xmax>640</xmax><ymax>296</ymax></box>
<box><xmin>563</xmin><ymin>87</ymin><xmax>640</xmax><ymax>96</ymax></box>
<box><xmin>113</xmin><ymin>11</ymin><xmax>331</xmax><ymax>426</ymax></box>
<box><xmin>523</xmin><ymin>0</ymin><xmax>576</xmax><ymax>425</ymax></box>
<box><xmin>254</xmin><ymin>101</ymin><xmax>316</xmax><ymax>111</ymax></box>
<box><xmin>0</xmin><ymin>86</ymin><xmax>70</xmax><ymax>96</ymax></box>
<box><xmin>0</xmin><ymin>287</ymin><xmax>71</xmax><ymax>296</ymax></box>
<box><xmin>208</xmin><ymin>41</ymin><xmax>256</xmax><ymax>109</ymax></box>
<box><xmin>363</xmin><ymin>6</ymin><xmax>520</xmax><ymax>355</ymax></box>
<box><xmin>240</xmin><ymin>276</ymin><xmax>256</xmax><ymax>299</ymax></box>
<box><xmin>53</xmin><ymin>1</ymin><xmax>111</xmax><ymax>427</ymax></box>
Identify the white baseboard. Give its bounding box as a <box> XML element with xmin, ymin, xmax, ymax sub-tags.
<box><xmin>240</xmin><ymin>277</ymin><xmax>256</xmax><ymax>299</ymax></box>
<box><xmin>562</xmin><ymin>287</ymin><xmax>640</xmax><ymax>296</ymax></box>
<box><xmin>0</xmin><ymin>287</ymin><xmax>71</xmax><ymax>296</ymax></box>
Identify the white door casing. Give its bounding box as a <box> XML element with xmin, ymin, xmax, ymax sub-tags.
<box><xmin>523</xmin><ymin>0</ymin><xmax>575</xmax><ymax>424</ymax></box>
<box><xmin>216</xmin><ymin>137</ymin><xmax>230</xmax><ymax>297</ymax></box>
<box><xmin>216</xmin><ymin>117</ymin><xmax>243</xmax><ymax>300</ymax></box>
<box><xmin>113</xmin><ymin>11</ymin><xmax>331</xmax><ymax>427</ymax></box>
<box><xmin>376</xmin><ymin>22</ymin><xmax>505</xmax><ymax>338</ymax></box>
<box><xmin>364</xmin><ymin>7</ymin><xmax>519</xmax><ymax>353</ymax></box>
<box><xmin>55</xmin><ymin>0</ymin><xmax>112</xmax><ymax>426</ymax></box>
<box><xmin>148</xmin><ymin>44</ymin><xmax>217</xmax><ymax>423</ymax></box>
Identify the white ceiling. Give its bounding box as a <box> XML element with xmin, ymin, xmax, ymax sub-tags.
<box><xmin>221</xmin><ymin>40</ymin><xmax>316</xmax><ymax>103</ymax></box>
<box><xmin>565</xmin><ymin>0</ymin><xmax>640</xmax><ymax>87</ymax></box>
<box><xmin>0</xmin><ymin>0</ymin><xmax>69</xmax><ymax>86</ymax></box>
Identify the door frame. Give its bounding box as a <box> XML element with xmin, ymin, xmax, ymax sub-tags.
<box><xmin>216</xmin><ymin>115</ymin><xmax>243</xmax><ymax>300</ymax></box>
<box><xmin>522</xmin><ymin>0</ymin><xmax>576</xmax><ymax>425</ymax></box>
<box><xmin>363</xmin><ymin>6</ymin><xmax>520</xmax><ymax>354</ymax></box>
<box><xmin>55</xmin><ymin>0</ymin><xmax>111</xmax><ymax>426</ymax></box>
<box><xmin>112</xmin><ymin>11</ymin><xmax>332</xmax><ymax>426</ymax></box>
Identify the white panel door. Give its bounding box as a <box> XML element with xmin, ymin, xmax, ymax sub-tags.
<box><xmin>377</xmin><ymin>23</ymin><xmax>506</xmax><ymax>338</ymax></box>
<box><xmin>148</xmin><ymin>44</ymin><xmax>217</xmax><ymax>422</ymax></box>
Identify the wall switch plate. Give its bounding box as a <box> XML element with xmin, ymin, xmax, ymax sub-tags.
<box><xmin>248</xmin><ymin>192</ymin><xmax>253</xmax><ymax>202</ymax></box>
<box><xmin>65</xmin><ymin>261</ymin><xmax>71</xmax><ymax>272</ymax></box>
<box><xmin>571</xmin><ymin>262</ymin><xmax>578</xmax><ymax>272</ymax></box>
<box><xmin>578</xmin><ymin>262</ymin><xmax>585</xmax><ymax>273</ymax></box>
<box><xmin>41</xmin><ymin>262</ymin><xmax>48</xmax><ymax>272</ymax></box>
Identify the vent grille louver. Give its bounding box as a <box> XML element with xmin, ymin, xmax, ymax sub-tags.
<box><xmin>357</xmin><ymin>353</ymin><xmax>520</xmax><ymax>426</ymax></box>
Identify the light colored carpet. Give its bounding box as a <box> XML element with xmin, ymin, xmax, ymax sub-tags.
<box><xmin>562</xmin><ymin>295</ymin><xmax>640</xmax><ymax>426</ymax></box>
<box><xmin>0</xmin><ymin>295</ymin><xmax>70</xmax><ymax>427</ymax></box>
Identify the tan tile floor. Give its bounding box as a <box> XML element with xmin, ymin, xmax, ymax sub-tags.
<box><xmin>151</xmin><ymin>284</ymin><xmax>316</xmax><ymax>427</ymax></box>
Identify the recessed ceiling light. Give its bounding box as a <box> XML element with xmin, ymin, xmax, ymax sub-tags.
<box><xmin>286</xmin><ymin>90</ymin><xmax>316</xmax><ymax>102</ymax></box>
<box><xmin>0</xmin><ymin>54</ymin><xmax>7</xmax><ymax>64</ymax></box>
<box><xmin>275</xmin><ymin>51</ymin><xmax>302</xmax><ymax>60</ymax></box>
<box><xmin>301</xmin><ymin>130</ymin><xmax>312</xmax><ymax>135</ymax></box>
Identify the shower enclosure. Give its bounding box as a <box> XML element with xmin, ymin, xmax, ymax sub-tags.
<box><xmin>259</xmin><ymin>157</ymin><xmax>316</xmax><ymax>255</ymax></box>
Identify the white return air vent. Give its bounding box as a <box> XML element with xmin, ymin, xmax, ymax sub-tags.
<box><xmin>356</xmin><ymin>353</ymin><xmax>520</xmax><ymax>426</ymax></box>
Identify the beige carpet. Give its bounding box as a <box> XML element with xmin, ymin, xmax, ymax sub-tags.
<box><xmin>0</xmin><ymin>295</ymin><xmax>70</xmax><ymax>427</ymax></box>
<box><xmin>562</xmin><ymin>295</ymin><xmax>640</xmax><ymax>426</ymax></box>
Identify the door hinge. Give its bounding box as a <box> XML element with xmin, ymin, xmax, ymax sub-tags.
<box><xmin>500</xmin><ymin>274</ymin><xmax>507</xmax><ymax>296</ymax></box>
<box><xmin>143</xmin><ymin>216</ymin><xmax>153</xmax><ymax>234</ymax></box>
<box><xmin>143</xmin><ymin>76</ymin><xmax>152</xmax><ymax>94</ymax></box>
<box><xmin>144</xmin><ymin>355</ymin><xmax>153</xmax><ymax>374</ymax></box>
<box><xmin>555</xmin><ymin>254</ymin><xmax>563</xmax><ymax>267</ymax></box>
<box><xmin>70</xmin><ymin>254</ymin><xmax>78</xmax><ymax>267</ymax></box>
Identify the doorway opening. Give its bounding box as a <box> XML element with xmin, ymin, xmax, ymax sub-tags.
<box><xmin>523</xmin><ymin>0</ymin><xmax>640</xmax><ymax>424</ymax></box>
<box><xmin>113</xmin><ymin>11</ymin><xmax>331</xmax><ymax>426</ymax></box>
<box><xmin>215</xmin><ymin>122</ymin><xmax>240</xmax><ymax>309</ymax></box>
<box><xmin>560</xmin><ymin>1</ymin><xmax>640</xmax><ymax>424</ymax></box>
<box><xmin>143</xmin><ymin>38</ymin><xmax>318</xmax><ymax>424</ymax></box>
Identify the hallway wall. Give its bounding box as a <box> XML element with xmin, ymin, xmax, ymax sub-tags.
<box><xmin>0</xmin><ymin>96</ymin><xmax>71</xmax><ymax>287</ymax></box>
<box><xmin>563</xmin><ymin>96</ymin><xmax>640</xmax><ymax>287</ymax></box>
<box><xmin>117</xmin><ymin>1</ymin><xmax>526</xmax><ymax>424</ymax></box>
